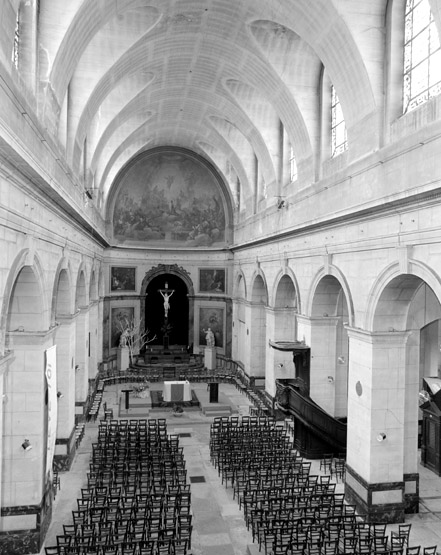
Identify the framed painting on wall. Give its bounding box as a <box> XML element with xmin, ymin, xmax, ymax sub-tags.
<box><xmin>199</xmin><ymin>307</ymin><xmax>224</xmax><ymax>348</ymax></box>
<box><xmin>199</xmin><ymin>268</ymin><xmax>225</xmax><ymax>293</ymax></box>
<box><xmin>110</xmin><ymin>266</ymin><xmax>136</xmax><ymax>292</ymax></box>
<box><xmin>111</xmin><ymin>307</ymin><xmax>134</xmax><ymax>348</ymax></box>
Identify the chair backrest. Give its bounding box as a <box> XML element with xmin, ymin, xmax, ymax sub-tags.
<box><xmin>371</xmin><ymin>523</ymin><xmax>387</xmax><ymax>537</ymax></box>
<box><xmin>391</xmin><ymin>536</ymin><xmax>407</xmax><ymax>549</ymax></box>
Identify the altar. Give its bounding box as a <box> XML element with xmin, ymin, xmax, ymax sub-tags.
<box><xmin>163</xmin><ymin>380</ymin><xmax>191</xmax><ymax>402</ymax></box>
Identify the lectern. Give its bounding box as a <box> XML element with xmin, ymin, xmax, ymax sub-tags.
<box><xmin>209</xmin><ymin>382</ymin><xmax>219</xmax><ymax>403</ymax></box>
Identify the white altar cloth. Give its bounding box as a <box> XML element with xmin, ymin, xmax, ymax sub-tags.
<box><xmin>163</xmin><ymin>380</ymin><xmax>191</xmax><ymax>402</ymax></box>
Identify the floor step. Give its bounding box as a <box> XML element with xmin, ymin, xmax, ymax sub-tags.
<box><xmin>202</xmin><ymin>405</ymin><xmax>232</xmax><ymax>417</ymax></box>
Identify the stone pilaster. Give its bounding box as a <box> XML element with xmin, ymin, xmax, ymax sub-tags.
<box><xmin>345</xmin><ymin>327</ymin><xmax>411</xmax><ymax>522</ymax></box>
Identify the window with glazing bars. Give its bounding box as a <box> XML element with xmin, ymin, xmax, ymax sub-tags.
<box><xmin>403</xmin><ymin>0</ymin><xmax>441</xmax><ymax>113</ymax></box>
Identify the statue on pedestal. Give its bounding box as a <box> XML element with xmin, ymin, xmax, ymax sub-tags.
<box><xmin>119</xmin><ymin>328</ymin><xmax>129</xmax><ymax>348</ymax></box>
<box><xmin>204</xmin><ymin>327</ymin><xmax>215</xmax><ymax>347</ymax></box>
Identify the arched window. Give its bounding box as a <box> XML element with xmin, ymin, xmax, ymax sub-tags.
<box><xmin>12</xmin><ymin>8</ymin><xmax>20</xmax><ymax>69</ymax></box>
<box><xmin>289</xmin><ymin>146</ymin><xmax>298</xmax><ymax>183</ymax></box>
<box><xmin>403</xmin><ymin>0</ymin><xmax>441</xmax><ymax>113</ymax></box>
<box><xmin>331</xmin><ymin>85</ymin><xmax>347</xmax><ymax>158</ymax></box>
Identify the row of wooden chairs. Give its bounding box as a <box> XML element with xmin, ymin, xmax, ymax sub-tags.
<box><xmin>211</xmin><ymin>416</ymin><xmax>438</xmax><ymax>555</ymax></box>
<box><xmin>87</xmin><ymin>391</ymin><xmax>104</xmax><ymax>421</ymax></box>
<box><xmin>46</xmin><ymin>538</ymin><xmax>189</xmax><ymax>554</ymax></box>
<box><xmin>45</xmin><ymin>418</ymin><xmax>193</xmax><ymax>555</ymax></box>
<box><xmin>211</xmin><ymin>413</ymin><xmax>277</xmax><ymax>429</ymax></box>
<box><xmin>319</xmin><ymin>453</ymin><xmax>347</xmax><ymax>483</ymax></box>
<box><xmin>75</xmin><ymin>422</ymin><xmax>86</xmax><ymax>448</ymax></box>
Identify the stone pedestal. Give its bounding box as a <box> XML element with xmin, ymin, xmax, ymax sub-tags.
<box><xmin>204</xmin><ymin>346</ymin><xmax>216</xmax><ymax>370</ymax></box>
<box><xmin>117</xmin><ymin>347</ymin><xmax>130</xmax><ymax>371</ymax></box>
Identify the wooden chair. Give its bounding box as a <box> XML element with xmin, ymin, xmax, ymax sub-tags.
<box><xmin>422</xmin><ymin>547</ymin><xmax>437</xmax><ymax>555</ymax></box>
<box><xmin>391</xmin><ymin>524</ymin><xmax>412</xmax><ymax>548</ymax></box>
<box><xmin>371</xmin><ymin>535</ymin><xmax>389</xmax><ymax>553</ymax></box>
<box><xmin>56</xmin><ymin>535</ymin><xmax>73</xmax><ymax>553</ymax></box>
<box><xmin>358</xmin><ymin>536</ymin><xmax>373</xmax><ymax>554</ymax></box>
<box><xmin>371</xmin><ymin>523</ymin><xmax>387</xmax><ymax>538</ymax></box>
<box><xmin>330</xmin><ymin>458</ymin><xmax>346</xmax><ymax>482</ymax></box>
<box><xmin>390</xmin><ymin>535</ymin><xmax>407</xmax><ymax>555</ymax></box>
<box><xmin>406</xmin><ymin>547</ymin><xmax>421</xmax><ymax>555</ymax></box>
<box><xmin>52</xmin><ymin>470</ymin><xmax>61</xmax><ymax>497</ymax></box>
<box><xmin>320</xmin><ymin>453</ymin><xmax>334</xmax><ymax>474</ymax></box>
<box><xmin>321</xmin><ymin>539</ymin><xmax>339</xmax><ymax>555</ymax></box>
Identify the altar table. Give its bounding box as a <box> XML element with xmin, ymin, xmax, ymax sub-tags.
<box><xmin>163</xmin><ymin>380</ymin><xmax>191</xmax><ymax>402</ymax></box>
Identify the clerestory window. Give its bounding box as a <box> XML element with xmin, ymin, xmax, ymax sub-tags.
<box><xmin>331</xmin><ymin>85</ymin><xmax>347</xmax><ymax>158</ymax></box>
<box><xmin>403</xmin><ymin>0</ymin><xmax>441</xmax><ymax>113</ymax></box>
<box><xmin>12</xmin><ymin>8</ymin><xmax>20</xmax><ymax>69</ymax></box>
<box><xmin>289</xmin><ymin>146</ymin><xmax>298</xmax><ymax>183</ymax></box>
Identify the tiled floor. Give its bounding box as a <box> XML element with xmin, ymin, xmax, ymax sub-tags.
<box><xmin>40</xmin><ymin>382</ymin><xmax>441</xmax><ymax>555</ymax></box>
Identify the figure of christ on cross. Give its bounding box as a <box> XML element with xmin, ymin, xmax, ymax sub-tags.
<box><xmin>159</xmin><ymin>282</ymin><xmax>175</xmax><ymax>318</ymax></box>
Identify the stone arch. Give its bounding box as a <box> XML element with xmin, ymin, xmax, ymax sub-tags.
<box><xmin>0</xmin><ymin>250</ymin><xmax>50</xmax><ymax>550</ymax></box>
<box><xmin>307</xmin><ymin>266</ymin><xmax>354</xmax><ymax>418</ymax></box>
<box><xmin>75</xmin><ymin>264</ymin><xmax>89</xmax><ymax>310</ymax></box>
<box><xmin>73</xmin><ymin>263</ymin><xmax>91</xmax><ymax>406</ymax></box>
<box><xmin>360</xmin><ymin>259</ymin><xmax>441</xmax><ymax>502</ymax></box>
<box><xmin>7</xmin><ymin>268</ymin><xmax>44</xmax><ymax>333</ymax></box>
<box><xmin>249</xmin><ymin>271</ymin><xmax>269</xmax><ymax>380</ymax></box>
<box><xmin>140</xmin><ymin>264</ymin><xmax>194</xmax><ymax>298</ymax></box>
<box><xmin>233</xmin><ymin>269</ymin><xmax>247</xmax><ymax>300</ymax></box>
<box><xmin>365</xmin><ymin>260</ymin><xmax>441</xmax><ymax>331</ymax></box>
<box><xmin>250</xmin><ymin>269</ymin><xmax>269</xmax><ymax>305</ymax></box>
<box><xmin>50</xmin><ymin>259</ymin><xmax>73</xmax><ymax>326</ymax></box>
<box><xmin>89</xmin><ymin>265</ymin><xmax>99</xmax><ymax>303</ymax></box>
<box><xmin>306</xmin><ymin>265</ymin><xmax>355</xmax><ymax>326</ymax></box>
<box><xmin>2</xmin><ymin>250</ymin><xmax>50</xmax><ymax>345</ymax></box>
<box><xmin>140</xmin><ymin>264</ymin><xmax>195</xmax><ymax>348</ymax></box>
<box><xmin>271</xmin><ymin>270</ymin><xmax>299</xmax><ymax>347</ymax></box>
<box><xmin>272</xmin><ymin>268</ymin><xmax>300</xmax><ymax>311</ymax></box>
<box><xmin>232</xmin><ymin>270</ymin><xmax>248</xmax><ymax>365</ymax></box>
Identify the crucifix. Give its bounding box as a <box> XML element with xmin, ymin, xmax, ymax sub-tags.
<box><xmin>158</xmin><ymin>281</ymin><xmax>174</xmax><ymax>319</ymax></box>
<box><xmin>158</xmin><ymin>281</ymin><xmax>174</xmax><ymax>351</ymax></box>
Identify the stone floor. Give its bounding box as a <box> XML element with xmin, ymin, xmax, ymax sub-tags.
<box><xmin>39</xmin><ymin>382</ymin><xmax>441</xmax><ymax>555</ymax></box>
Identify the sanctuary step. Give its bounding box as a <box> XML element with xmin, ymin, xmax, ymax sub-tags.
<box><xmin>144</xmin><ymin>345</ymin><xmax>190</xmax><ymax>365</ymax></box>
<box><xmin>163</xmin><ymin>365</ymin><xmax>177</xmax><ymax>380</ymax></box>
<box><xmin>202</xmin><ymin>404</ymin><xmax>232</xmax><ymax>417</ymax></box>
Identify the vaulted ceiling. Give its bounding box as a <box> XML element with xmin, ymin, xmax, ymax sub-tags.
<box><xmin>5</xmin><ymin>0</ymin><xmax>385</xmax><ymax>216</ymax></box>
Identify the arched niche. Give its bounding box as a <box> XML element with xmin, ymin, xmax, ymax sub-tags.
<box><xmin>140</xmin><ymin>265</ymin><xmax>195</xmax><ymax>348</ymax></box>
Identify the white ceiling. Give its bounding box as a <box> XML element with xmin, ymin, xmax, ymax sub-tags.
<box><xmin>33</xmin><ymin>0</ymin><xmax>385</xmax><ymax>211</ymax></box>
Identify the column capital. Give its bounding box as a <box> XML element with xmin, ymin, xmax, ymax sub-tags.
<box><xmin>55</xmin><ymin>314</ymin><xmax>77</xmax><ymax>325</ymax></box>
<box><xmin>297</xmin><ymin>314</ymin><xmax>340</xmax><ymax>326</ymax></box>
<box><xmin>346</xmin><ymin>326</ymin><xmax>412</xmax><ymax>345</ymax></box>
<box><xmin>6</xmin><ymin>326</ymin><xmax>58</xmax><ymax>347</ymax></box>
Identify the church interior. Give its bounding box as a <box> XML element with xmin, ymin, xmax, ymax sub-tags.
<box><xmin>2</xmin><ymin>0</ymin><xmax>441</xmax><ymax>553</ymax></box>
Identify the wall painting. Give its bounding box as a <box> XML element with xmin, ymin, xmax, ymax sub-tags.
<box><xmin>199</xmin><ymin>268</ymin><xmax>225</xmax><ymax>293</ymax></box>
<box><xmin>112</xmin><ymin>151</ymin><xmax>227</xmax><ymax>247</ymax></box>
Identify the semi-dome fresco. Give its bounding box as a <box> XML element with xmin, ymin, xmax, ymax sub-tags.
<box><xmin>111</xmin><ymin>150</ymin><xmax>228</xmax><ymax>247</ymax></box>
